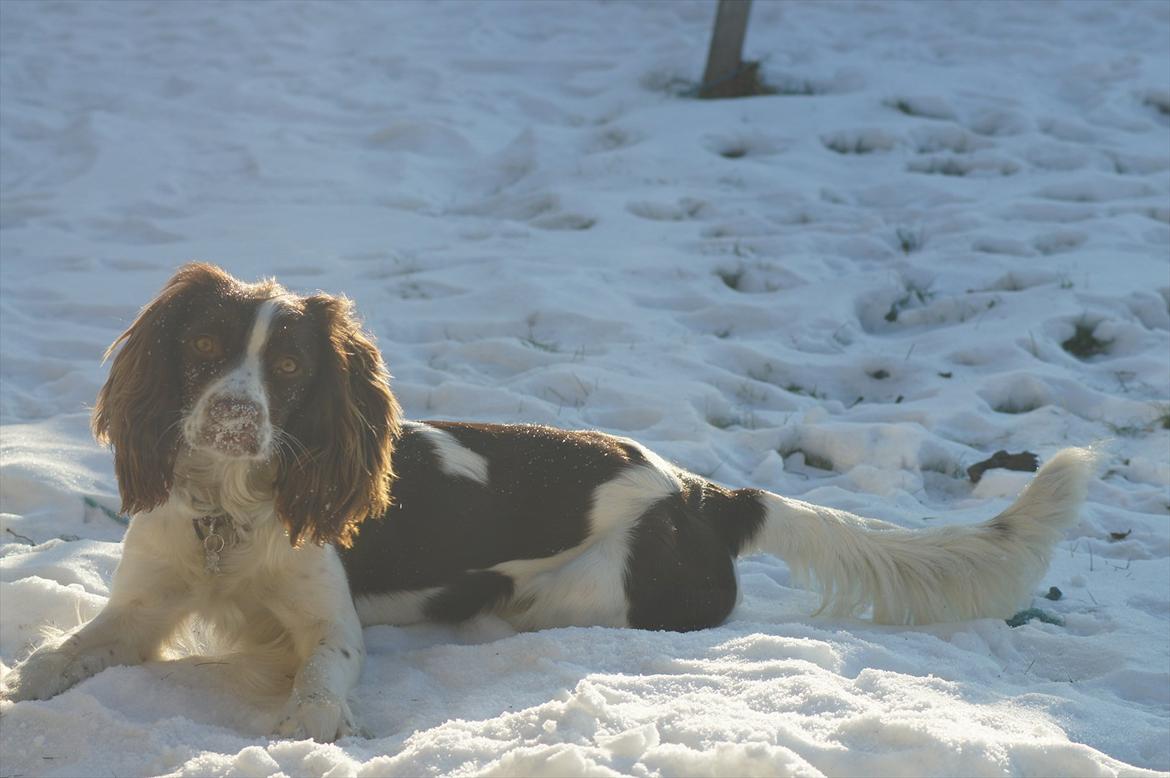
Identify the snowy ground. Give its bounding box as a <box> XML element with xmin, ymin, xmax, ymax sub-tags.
<box><xmin>0</xmin><ymin>1</ymin><xmax>1167</xmax><ymax>776</ymax></box>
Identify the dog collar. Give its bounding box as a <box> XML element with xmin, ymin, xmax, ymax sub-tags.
<box><xmin>192</xmin><ymin>514</ymin><xmax>234</xmax><ymax>574</ymax></box>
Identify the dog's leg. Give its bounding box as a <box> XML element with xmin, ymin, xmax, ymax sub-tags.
<box><xmin>2</xmin><ymin>571</ymin><xmax>190</xmax><ymax>701</ymax></box>
<box><xmin>268</xmin><ymin>546</ymin><xmax>365</xmax><ymax>742</ymax></box>
<box><xmin>2</xmin><ymin>515</ymin><xmax>194</xmax><ymax>702</ymax></box>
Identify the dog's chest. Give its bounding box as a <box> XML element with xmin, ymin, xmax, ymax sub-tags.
<box><xmin>168</xmin><ymin>516</ymin><xmax>282</xmax><ymax>594</ymax></box>
<box><xmin>191</xmin><ymin>514</ymin><xmax>236</xmax><ymax>574</ymax></box>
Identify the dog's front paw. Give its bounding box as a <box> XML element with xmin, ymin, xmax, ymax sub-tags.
<box><xmin>1</xmin><ymin>646</ymin><xmax>90</xmax><ymax>702</ymax></box>
<box><xmin>276</xmin><ymin>689</ymin><xmax>356</xmax><ymax>742</ymax></box>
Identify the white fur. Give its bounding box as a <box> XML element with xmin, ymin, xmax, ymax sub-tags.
<box><xmin>405</xmin><ymin>421</ymin><xmax>490</xmax><ymax>485</ymax></box>
<box><xmin>599</xmin><ymin>438</ymin><xmax>684</xmax><ymax>529</ymax></box>
<box><xmin>493</xmin><ymin>458</ymin><xmax>682</xmax><ymax>630</ymax></box>
<box><xmin>2</xmin><ymin>455</ymin><xmax>365</xmax><ymax>740</ymax></box>
<box><xmin>245</xmin><ymin>297</ymin><xmax>283</xmax><ymax>358</ymax></box>
<box><xmin>354</xmin><ymin>588</ymin><xmax>442</xmax><ymax>626</ymax></box>
<box><xmin>746</xmin><ymin>447</ymin><xmax>1096</xmax><ymax>624</ymax></box>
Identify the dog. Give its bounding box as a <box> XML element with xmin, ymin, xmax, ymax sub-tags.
<box><xmin>0</xmin><ymin>263</ymin><xmax>1093</xmax><ymax>741</ymax></box>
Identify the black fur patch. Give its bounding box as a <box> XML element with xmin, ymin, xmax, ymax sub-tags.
<box><xmin>696</xmin><ymin>480</ymin><xmax>769</xmax><ymax>555</ymax></box>
<box><xmin>423</xmin><ymin>571</ymin><xmax>515</xmax><ymax>622</ymax></box>
<box><xmin>341</xmin><ymin>422</ymin><xmax>639</xmax><ymax>600</ymax></box>
<box><xmin>623</xmin><ymin>479</ymin><xmax>769</xmax><ymax>631</ymax></box>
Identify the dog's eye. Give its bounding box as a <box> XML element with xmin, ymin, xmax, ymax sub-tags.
<box><xmin>274</xmin><ymin>356</ymin><xmax>300</xmax><ymax>375</ymax></box>
<box><xmin>192</xmin><ymin>335</ymin><xmax>220</xmax><ymax>357</ymax></box>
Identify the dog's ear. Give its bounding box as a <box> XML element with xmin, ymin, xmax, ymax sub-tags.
<box><xmin>92</xmin><ymin>263</ymin><xmax>230</xmax><ymax>515</ymax></box>
<box><xmin>276</xmin><ymin>294</ymin><xmax>401</xmax><ymax>548</ymax></box>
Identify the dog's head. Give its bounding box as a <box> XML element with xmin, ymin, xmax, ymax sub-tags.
<box><xmin>92</xmin><ymin>263</ymin><xmax>402</xmax><ymax>546</ymax></box>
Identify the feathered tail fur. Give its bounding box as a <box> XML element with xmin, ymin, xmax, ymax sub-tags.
<box><xmin>746</xmin><ymin>447</ymin><xmax>1095</xmax><ymax>624</ymax></box>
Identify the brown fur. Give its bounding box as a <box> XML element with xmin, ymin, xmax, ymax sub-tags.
<box><xmin>92</xmin><ymin>264</ymin><xmax>237</xmax><ymax>514</ymax></box>
<box><xmin>94</xmin><ymin>263</ymin><xmax>401</xmax><ymax>547</ymax></box>
<box><xmin>275</xmin><ymin>294</ymin><xmax>402</xmax><ymax>547</ymax></box>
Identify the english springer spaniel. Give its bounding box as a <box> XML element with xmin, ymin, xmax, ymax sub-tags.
<box><xmin>0</xmin><ymin>263</ymin><xmax>1093</xmax><ymax>741</ymax></box>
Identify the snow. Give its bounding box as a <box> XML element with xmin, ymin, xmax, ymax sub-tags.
<box><xmin>0</xmin><ymin>0</ymin><xmax>1167</xmax><ymax>775</ymax></box>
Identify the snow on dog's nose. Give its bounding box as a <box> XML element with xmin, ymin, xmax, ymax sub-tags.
<box><xmin>198</xmin><ymin>394</ymin><xmax>264</xmax><ymax>456</ymax></box>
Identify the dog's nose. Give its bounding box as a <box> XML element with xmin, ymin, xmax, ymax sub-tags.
<box><xmin>202</xmin><ymin>395</ymin><xmax>264</xmax><ymax>456</ymax></box>
<box><xmin>208</xmin><ymin>395</ymin><xmax>262</xmax><ymax>425</ymax></box>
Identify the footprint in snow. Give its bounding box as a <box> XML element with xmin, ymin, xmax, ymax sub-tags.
<box><xmin>1024</xmin><ymin>145</ymin><xmax>1091</xmax><ymax>173</ymax></box>
<box><xmin>366</xmin><ymin>120</ymin><xmax>476</xmax><ymax>159</ymax></box>
<box><xmin>885</xmin><ymin>95</ymin><xmax>957</xmax><ymax>121</ymax></box>
<box><xmin>703</xmin><ymin>132</ymin><xmax>786</xmax><ymax>160</ymax></box>
<box><xmin>714</xmin><ymin>263</ymin><xmax>803</xmax><ymax>294</ymax></box>
<box><xmin>910</xmin><ymin>126</ymin><xmax>993</xmax><ymax>154</ymax></box>
<box><xmin>907</xmin><ymin>154</ymin><xmax>1020</xmax><ymax>177</ymax></box>
<box><xmin>1140</xmin><ymin>88</ymin><xmax>1170</xmax><ymax>123</ymax></box>
<box><xmin>1035</xmin><ymin>178</ymin><xmax>1155</xmax><ymax>203</ymax></box>
<box><xmin>821</xmin><ymin>129</ymin><xmax>899</xmax><ymax>155</ymax></box>
<box><xmin>1031</xmin><ymin>230</ymin><xmax>1087</xmax><ymax>255</ymax></box>
<box><xmin>971</xmin><ymin>237</ymin><xmax>1037</xmax><ymax>257</ymax></box>
<box><xmin>977</xmin><ymin>374</ymin><xmax>1053</xmax><ymax>416</ymax></box>
<box><xmin>585</xmin><ymin>126</ymin><xmax>643</xmax><ymax>154</ymax></box>
<box><xmin>530</xmin><ymin>212</ymin><xmax>596</xmax><ymax>231</ymax></box>
<box><xmin>1108</xmin><ymin>152</ymin><xmax>1170</xmax><ymax>176</ymax></box>
<box><xmin>459</xmin><ymin>191</ymin><xmax>594</xmax><ymax>231</ymax></box>
<box><xmin>1038</xmin><ymin>117</ymin><xmax>1101</xmax><ymax>144</ymax></box>
<box><xmin>626</xmin><ymin>198</ymin><xmax>706</xmax><ymax>222</ymax></box>
<box><xmin>964</xmin><ymin>107</ymin><xmax>1030</xmax><ymax>137</ymax></box>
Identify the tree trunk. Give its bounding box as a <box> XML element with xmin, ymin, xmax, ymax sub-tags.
<box><xmin>700</xmin><ymin>0</ymin><xmax>754</xmax><ymax>99</ymax></box>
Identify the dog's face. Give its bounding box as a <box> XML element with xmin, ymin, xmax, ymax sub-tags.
<box><xmin>93</xmin><ymin>263</ymin><xmax>402</xmax><ymax>546</ymax></box>
<box><xmin>178</xmin><ymin>294</ymin><xmax>322</xmax><ymax>460</ymax></box>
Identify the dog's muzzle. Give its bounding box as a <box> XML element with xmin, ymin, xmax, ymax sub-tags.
<box><xmin>196</xmin><ymin>394</ymin><xmax>266</xmax><ymax>457</ymax></box>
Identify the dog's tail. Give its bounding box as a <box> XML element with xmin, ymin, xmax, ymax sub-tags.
<box><xmin>740</xmin><ymin>447</ymin><xmax>1095</xmax><ymax>624</ymax></box>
